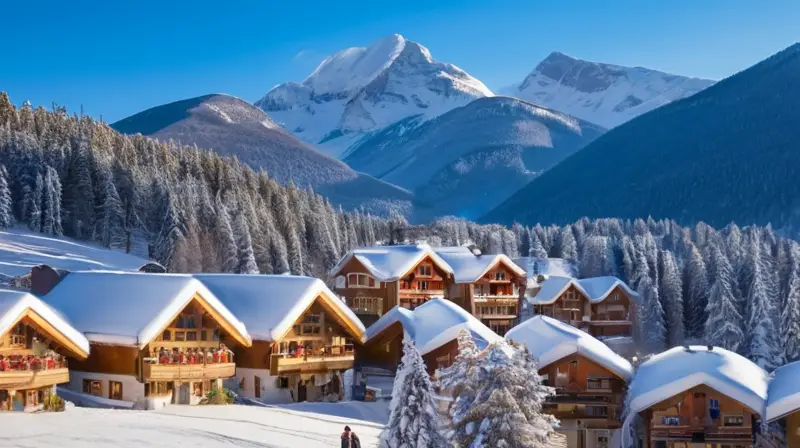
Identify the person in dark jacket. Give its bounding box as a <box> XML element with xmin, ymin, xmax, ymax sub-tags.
<box><xmin>341</xmin><ymin>425</ymin><xmax>360</xmax><ymax>448</ymax></box>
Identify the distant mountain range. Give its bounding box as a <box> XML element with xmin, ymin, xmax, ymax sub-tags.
<box><xmin>483</xmin><ymin>43</ymin><xmax>800</xmax><ymax>230</ymax></box>
<box><xmin>256</xmin><ymin>34</ymin><xmax>493</xmax><ymax>159</ymax></box>
<box><xmin>111</xmin><ymin>94</ymin><xmax>412</xmax><ymax>214</ymax></box>
<box><xmin>344</xmin><ymin>96</ymin><xmax>604</xmax><ymax>221</ymax></box>
<box><xmin>500</xmin><ymin>52</ymin><xmax>715</xmax><ymax>129</ymax></box>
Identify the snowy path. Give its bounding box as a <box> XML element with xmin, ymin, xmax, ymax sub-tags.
<box><xmin>0</xmin><ymin>404</ymin><xmax>384</xmax><ymax>447</ymax></box>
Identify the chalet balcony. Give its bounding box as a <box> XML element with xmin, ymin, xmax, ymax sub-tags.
<box><xmin>0</xmin><ymin>355</ymin><xmax>69</xmax><ymax>389</ymax></box>
<box><xmin>547</xmin><ymin>406</ymin><xmax>616</xmax><ymax>422</ymax></box>
<box><xmin>143</xmin><ymin>350</ymin><xmax>236</xmax><ymax>381</ymax></box>
<box><xmin>473</xmin><ymin>293</ymin><xmax>518</xmax><ymax>302</ymax></box>
<box><xmin>399</xmin><ymin>288</ymin><xmax>445</xmax><ymax>296</ymax></box>
<box><xmin>270</xmin><ymin>345</ymin><xmax>355</xmax><ymax>375</ymax></box>
<box><xmin>651</xmin><ymin>415</ymin><xmax>752</xmax><ymax>437</ymax></box>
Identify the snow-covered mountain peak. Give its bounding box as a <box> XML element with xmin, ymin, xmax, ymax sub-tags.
<box><xmin>503</xmin><ymin>52</ymin><xmax>715</xmax><ymax>128</ymax></box>
<box><xmin>256</xmin><ymin>34</ymin><xmax>493</xmax><ymax>158</ymax></box>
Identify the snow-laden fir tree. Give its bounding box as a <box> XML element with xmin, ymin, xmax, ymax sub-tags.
<box><xmin>529</xmin><ymin>232</ymin><xmax>547</xmax><ymax>259</ymax></box>
<box><xmin>214</xmin><ymin>195</ymin><xmax>238</xmax><ymax>273</ymax></box>
<box><xmin>744</xmin><ymin>237</ymin><xmax>782</xmax><ymax>370</ymax></box>
<box><xmin>659</xmin><ymin>250</ymin><xmax>684</xmax><ymax>347</ymax></box>
<box><xmin>47</xmin><ymin>166</ymin><xmax>63</xmax><ymax>236</ymax></box>
<box><xmin>580</xmin><ymin>235</ymin><xmax>608</xmax><ymax>278</ymax></box>
<box><xmin>558</xmin><ymin>226</ymin><xmax>578</xmax><ymax>262</ymax></box>
<box><xmin>683</xmin><ymin>245</ymin><xmax>709</xmax><ymax>340</ymax></box>
<box><xmin>100</xmin><ymin>173</ymin><xmax>124</xmax><ymax>247</ymax></box>
<box><xmin>28</xmin><ymin>173</ymin><xmax>43</xmax><ymax>232</ymax></box>
<box><xmin>437</xmin><ymin>329</ymin><xmax>481</xmax><ymax>431</ymax></box>
<box><xmin>704</xmin><ymin>244</ymin><xmax>744</xmax><ymax>352</ymax></box>
<box><xmin>378</xmin><ymin>333</ymin><xmax>446</xmax><ymax>448</ymax></box>
<box><xmin>781</xmin><ymin>241</ymin><xmax>800</xmax><ymax>362</ymax></box>
<box><xmin>233</xmin><ymin>211</ymin><xmax>259</xmax><ymax>274</ymax></box>
<box><xmin>448</xmin><ymin>342</ymin><xmax>557</xmax><ymax>448</ymax></box>
<box><xmin>639</xmin><ymin>276</ymin><xmax>666</xmax><ymax>353</ymax></box>
<box><xmin>0</xmin><ymin>165</ymin><xmax>13</xmax><ymax>229</ymax></box>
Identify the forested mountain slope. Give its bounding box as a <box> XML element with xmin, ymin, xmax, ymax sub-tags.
<box><xmin>484</xmin><ymin>43</ymin><xmax>800</xmax><ymax>231</ymax></box>
<box><xmin>112</xmin><ymin>94</ymin><xmax>411</xmax><ymax>214</ymax></box>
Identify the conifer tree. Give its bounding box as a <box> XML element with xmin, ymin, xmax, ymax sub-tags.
<box><xmin>378</xmin><ymin>333</ymin><xmax>446</xmax><ymax>448</ymax></box>
<box><xmin>705</xmin><ymin>245</ymin><xmax>744</xmax><ymax>352</ymax></box>
<box><xmin>28</xmin><ymin>173</ymin><xmax>43</xmax><ymax>232</ymax></box>
<box><xmin>0</xmin><ymin>165</ymin><xmax>13</xmax><ymax>228</ymax></box>
<box><xmin>659</xmin><ymin>250</ymin><xmax>685</xmax><ymax>347</ymax></box>
<box><xmin>744</xmin><ymin>237</ymin><xmax>782</xmax><ymax>370</ymax></box>
<box><xmin>782</xmin><ymin>242</ymin><xmax>800</xmax><ymax>362</ymax></box>
<box><xmin>529</xmin><ymin>232</ymin><xmax>548</xmax><ymax>259</ymax></box>
<box><xmin>683</xmin><ymin>245</ymin><xmax>709</xmax><ymax>340</ymax></box>
<box><xmin>214</xmin><ymin>195</ymin><xmax>237</xmax><ymax>273</ymax></box>
<box><xmin>233</xmin><ymin>211</ymin><xmax>259</xmax><ymax>274</ymax></box>
<box><xmin>558</xmin><ymin>226</ymin><xmax>578</xmax><ymax>262</ymax></box>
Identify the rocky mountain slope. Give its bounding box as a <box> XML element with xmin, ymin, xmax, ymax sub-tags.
<box><xmin>345</xmin><ymin>96</ymin><xmax>605</xmax><ymax>221</ymax></box>
<box><xmin>483</xmin><ymin>43</ymin><xmax>800</xmax><ymax>230</ymax></box>
<box><xmin>112</xmin><ymin>94</ymin><xmax>412</xmax><ymax>213</ymax></box>
<box><xmin>256</xmin><ymin>34</ymin><xmax>493</xmax><ymax>158</ymax></box>
<box><xmin>501</xmin><ymin>52</ymin><xmax>715</xmax><ymax>129</ymax></box>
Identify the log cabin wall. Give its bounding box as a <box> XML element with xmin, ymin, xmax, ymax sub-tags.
<box><xmin>421</xmin><ymin>339</ymin><xmax>458</xmax><ymax>377</ymax></box>
<box><xmin>233</xmin><ymin>340</ymin><xmax>272</xmax><ymax>370</ymax></box>
<box><xmin>69</xmin><ymin>344</ymin><xmax>140</xmax><ymax>376</ymax></box>
<box><xmin>333</xmin><ymin>257</ymin><xmax>397</xmax><ymax>325</ymax></box>
<box><xmin>354</xmin><ymin>322</ymin><xmax>403</xmax><ymax>372</ymax></box>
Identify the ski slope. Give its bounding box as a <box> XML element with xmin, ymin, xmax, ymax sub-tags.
<box><xmin>0</xmin><ymin>228</ymin><xmax>148</xmax><ymax>281</ymax></box>
<box><xmin>3</xmin><ymin>403</ymin><xmax>386</xmax><ymax>447</ymax></box>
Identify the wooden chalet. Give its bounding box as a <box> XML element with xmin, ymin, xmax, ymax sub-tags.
<box><xmin>507</xmin><ymin>315</ymin><xmax>633</xmax><ymax>448</ymax></box>
<box><xmin>355</xmin><ymin>298</ymin><xmax>503</xmax><ymax>377</ymax></box>
<box><xmin>330</xmin><ymin>244</ymin><xmax>455</xmax><ymax>326</ymax></box>
<box><xmin>37</xmin><ymin>271</ymin><xmax>252</xmax><ymax>409</ymax></box>
<box><xmin>0</xmin><ymin>289</ymin><xmax>90</xmax><ymax>412</ymax></box>
<box><xmin>436</xmin><ymin>247</ymin><xmax>526</xmax><ymax>335</ymax></box>
<box><xmin>195</xmin><ymin>274</ymin><xmax>366</xmax><ymax>404</ymax></box>
<box><xmin>625</xmin><ymin>346</ymin><xmax>768</xmax><ymax>448</ymax></box>
<box><xmin>530</xmin><ymin>276</ymin><xmax>639</xmax><ymax>339</ymax></box>
<box><xmin>766</xmin><ymin>361</ymin><xmax>800</xmax><ymax>447</ymax></box>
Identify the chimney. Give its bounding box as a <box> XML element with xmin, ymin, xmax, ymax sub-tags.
<box><xmin>30</xmin><ymin>265</ymin><xmax>69</xmax><ymax>296</ymax></box>
<box><xmin>707</xmin><ymin>345</ymin><xmax>714</xmax><ymax>352</ymax></box>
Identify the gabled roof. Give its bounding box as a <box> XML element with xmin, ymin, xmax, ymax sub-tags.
<box><xmin>329</xmin><ymin>244</ymin><xmax>453</xmax><ymax>281</ymax></box>
<box><xmin>626</xmin><ymin>346</ymin><xmax>768</xmax><ymax>418</ymax></box>
<box><xmin>528</xmin><ymin>275</ymin><xmax>639</xmax><ymax>305</ymax></box>
<box><xmin>766</xmin><ymin>361</ymin><xmax>800</xmax><ymax>421</ymax></box>
<box><xmin>194</xmin><ymin>274</ymin><xmax>366</xmax><ymax>343</ymax></box>
<box><xmin>0</xmin><ymin>289</ymin><xmax>90</xmax><ymax>358</ymax></box>
<box><xmin>41</xmin><ymin>271</ymin><xmax>251</xmax><ymax>349</ymax></box>
<box><xmin>505</xmin><ymin>315</ymin><xmax>633</xmax><ymax>381</ymax></box>
<box><xmin>435</xmin><ymin>247</ymin><xmax>525</xmax><ymax>284</ymax></box>
<box><xmin>366</xmin><ymin>298</ymin><xmax>503</xmax><ymax>356</ymax></box>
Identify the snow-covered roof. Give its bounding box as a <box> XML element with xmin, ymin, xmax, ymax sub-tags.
<box><xmin>528</xmin><ymin>275</ymin><xmax>639</xmax><ymax>305</ymax></box>
<box><xmin>0</xmin><ymin>289</ymin><xmax>90</xmax><ymax>358</ymax></box>
<box><xmin>435</xmin><ymin>247</ymin><xmax>525</xmax><ymax>284</ymax></box>
<box><xmin>514</xmin><ymin>257</ymin><xmax>577</xmax><ymax>280</ymax></box>
<box><xmin>330</xmin><ymin>244</ymin><xmax>453</xmax><ymax>281</ymax></box>
<box><xmin>766</xmin><ymin>361</ymin><xmax>800</xmax><ymax>421</ymax></box>
<box><xmin>505</xmin><ymin>315</ymin><xmax>633</xmax><ymax>380</ymax></box>
<box><xmin>627</xmin><ymin>346</ymin><xmax>769</xmax><ymax>418</ymax></box>
<box><xmin>366</xmin><ymin>298</ymin><xmax>503</xmax><ymax>356</ymax></box>
<box><xmin>194</xmin><ymin>274</ymin><xmax>366</xmax><ymax>343</ymax></box>
<box><xmin>41</xmin><ymin>271</ymin><xmax>251</xmax><ymax>349</ymax></box>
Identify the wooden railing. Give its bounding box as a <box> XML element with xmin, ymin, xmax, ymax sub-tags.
<box><xmin>0</xmin><ymin>355</ymin><xmax>69</xmax><ymax>388</ymax></box>
<box><xmin>270</xmin><ymin>345</ymin><xmax>355</xmax><ymax>375</ymax></box>
<box><xmin>142</xmin><ymin>362</ymin><xmax>236</xmax><ymax>381</ymax></box>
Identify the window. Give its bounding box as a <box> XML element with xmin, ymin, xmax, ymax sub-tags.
<box><xmin>587</xmin><ymin>378</ymin><xmax>611</xmax><ymax>390</ymax></box>
<box><xmin>662</xmin><ymin>416</ymin><xmax>681</xmax><ymax>426</ymax></box>
<box><xmin>347</xmin><ymin>273</ymin><xmax>378</xmax><ymax>288</ymax></box>
<box><xmin>9</xmin><ymin>323</ymin><xmax>26</xmax><ymax>348</ymax></box>
<box><xmin>83</xmin><ymin>379</ymin><xmax>103</xmax><ymax>397</ymax></box>
<box><xmin>352</xmin><ymin>297</ymin><xmax>383</xmax><ymax>315</ymax></box>
<box><xmin>417</xmin><ymin>264</ymin><xmax>432</xmax><ymax>277</ymax></box>
<box><xmin>175</xmin><ymin>331</ymin><xmax>186</xmax><ymax>342</ymax></box>
<box><xmin>201</xmin><ymin>330</ymin><xmax>207</xmax><ymax>341</ymax></box>
<box><xmin>419</xmin><ymin>281</ymin><xmax>429</xmax><ymax>291</ymax></box>
<box><xmin>109</xmin><ymin>381</ymin><xmax>123</xmax><ymax>400</ymax></box>
<box><xmin>277</xmin><ymin>377</ymin><xmax>289</xmax><ymax>389</ymax></box>
<box><xmin>186</xmin><ymin>331</ymin><xmax>198</xmax><ymax>341</ymax></box>
<box><xmin>494</xmin><ymin>271</ymin><xmax>506</xmax><ymax>281</ymax></box>
<box><xmin>255</xmin><ymin>376</ymin><xmax>262</xmax><ymax>398</ymax></box>
<box><xmin>723</xmin><ymin>415</ymin><xmax>744</xmax><ymax>426</ymax></box>
<box><xmin>161</xmin><ymin>330</ymin><xmax>171</xmax><ymax>341</ymax></box>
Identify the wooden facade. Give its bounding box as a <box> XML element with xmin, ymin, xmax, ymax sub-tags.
<box><xmin>534</xmin><ymin>284</ymin><xmax>635</xmax><ymax>338</ymax></box>
<box><xmin>355</xmin><ymin>321</ymin><xmax>457</xmax><ymax>376</ymax></box>
<box><xmin>641</xmin><ymin>384</ymin><xmax>758</xmax><ymax>448</ymax></box>
<box><xmin>232</xmin><ymin>297</ymin><xmax>358</xmax><ymax>403</ymax></box>
<box><xmin>448</xmin><ymin>259</ymin><xmax>525</xmax><ymax>336</ymax></box>
<box><xmin>539</xmin><ymin>354</ymin><xmax>628</xmax><ymax>434</ymax></box>
<box><xmin>0</xmin><ymin>309</ymin><xmax>87</xmax><ymax>412</ymax></box>
<box><xmin>334</xmin><ymin>255</ymin><xmax>451</xmax><ymax>326</ymax></box>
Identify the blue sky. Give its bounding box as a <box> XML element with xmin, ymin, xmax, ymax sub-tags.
<box><xmin>3</xmin><ymin>0</ymin><xmax>798</xmax><ymax>122</ymax></box>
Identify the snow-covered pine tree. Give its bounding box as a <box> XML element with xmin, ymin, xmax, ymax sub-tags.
<box><xmin>639</xmin><ymin>276</ymin><xmax>666</xmax><ymax>353</ymax></box>
<box><xmin>580</xmin><ymin>235</ymin><xmax>607</xmax><ymax>278</ymax></box>
<box><xmin>214</xmin><ymin>195</ymin><xmax>237</xmax><ymax>273</ymax></box>
<box><xmin>233</xmin><ymin>211</ymin><xmax>259</xmax><ymax>274</ymax></box>
<box><xmin>378</xmin><ymin>333</ymin><xmax>446</xmax><ymax>448</ymax></box>
<box><xmin>781</xmin><ymin>241</ymin><xmax>800</xmax><ymax>362</ymax></box>
<box><xmin>28</xmin><ymin>173</ymin><xmax>43</xmax><ymax>232</ymax></box>
<box><xmin>100</xmin><ymin>173</ymin><xmax>124</xmax><ymax>247</ymax></box>
<box><xmin>659</xmin><ymin>250</ymin><xmax>685</xmax><ymax>347</ymax></box>
<box><xmin>0</xmin><ymin>165</ymin><xmax>13</xmax><ymax>228</ymax></box>
<box><xmin>558</xmin><ymin>226</ymin><xmax>578</xmax><ymax>262</ymax></box>
<box><xmin>529</xmin><ymin>232</ymin><xmax>548</xmax><ymax>259</ymax></box>
<box><xmin>41</xmin><ymin>166</ymin><xmax>57</xmax><ymax>235</ymax></box>
<box><xmin>704</xmin><ymin>245</ymin><xmax>744</xmax><ymax>352</ymax></box>
<box><xmin>683</xmin><ymin>245</ymin><xmax>709</xmax><ymax>340</ymax></box>
<box><xmin>48</xmin><ymin>166</ymin><xmax>63</xmax><ymax>236</ymax></box>
<box><xmin>449</xmin><ymin>342</ymin><xmax>557</xmax><ymax>448</ymax></box>
<box><xmin>744</xmin><ymin>237</ymin><xmax>782</xmax><ymax>370</ymax></box>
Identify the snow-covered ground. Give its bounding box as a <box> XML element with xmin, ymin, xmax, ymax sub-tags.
<box><xmin>2</xmin><ymin>403</ymin><xmax>386</xmax><ymax>447</ymax></box>
<box><xmin>0</xmin><ymin>228</ymin><xmax>148</xmax><ymax>280</ymax></box>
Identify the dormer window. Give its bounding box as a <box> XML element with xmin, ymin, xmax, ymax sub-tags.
<box><xmin>494</xmin><ymin>271</ymin><xmax>506</xmax><ymax>281</ymax></box>
<box><xmin>417</xmin><ymin>264</ymin><xmax>432</xmax><ymax>277</ymax></box>
<box><xmin>347</xmin><ymin>273</ymin><xmax>378</xmax><ymax>288</ymax></box>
